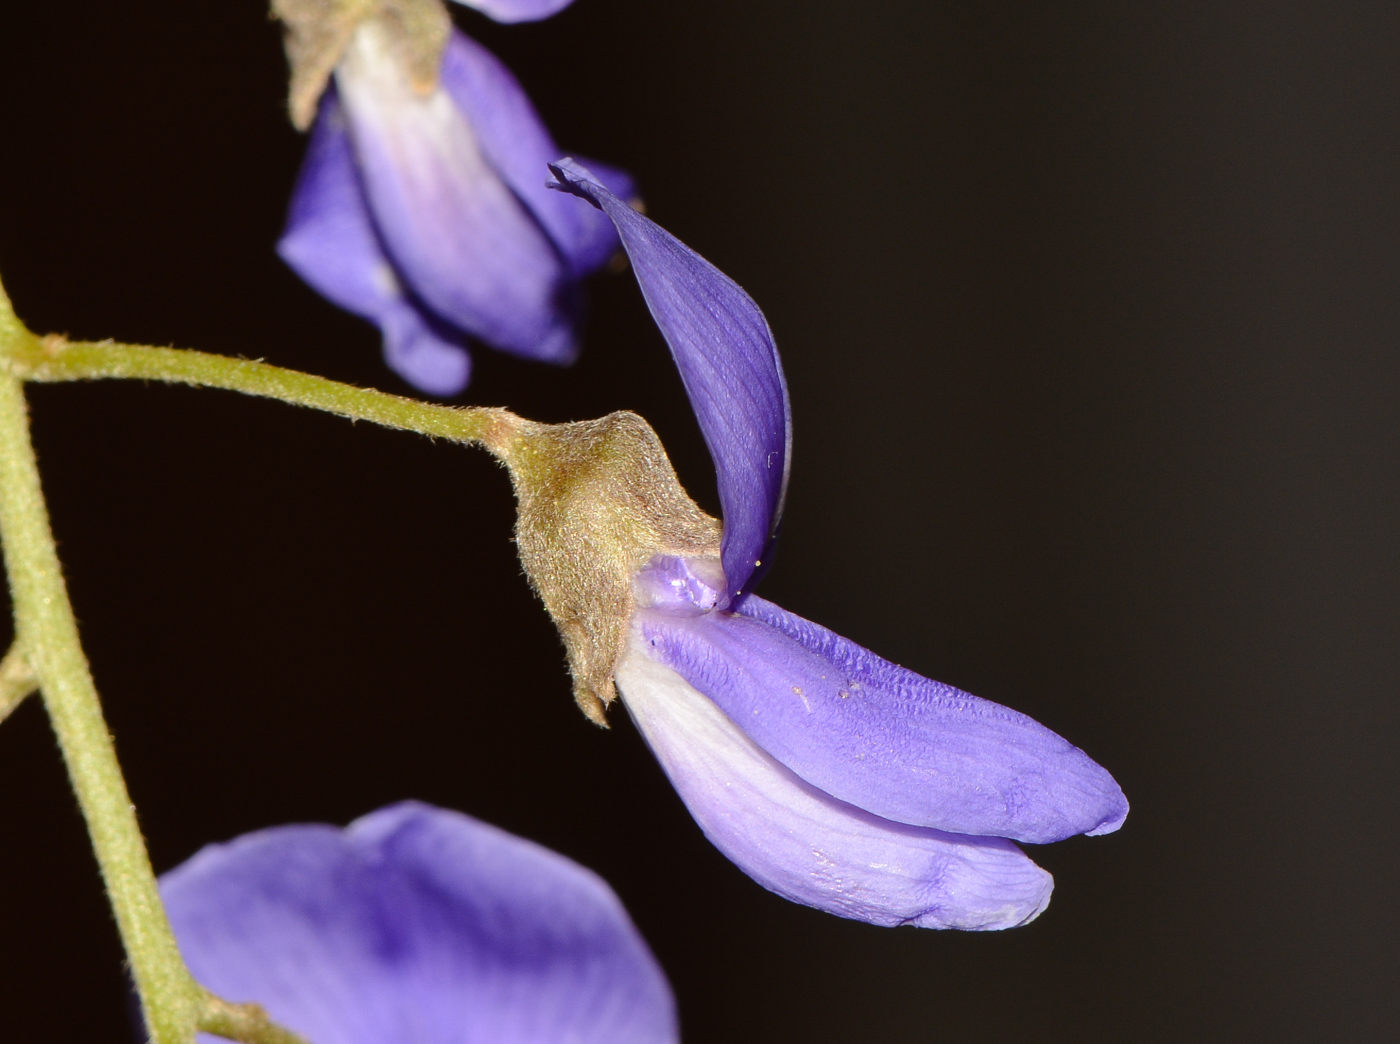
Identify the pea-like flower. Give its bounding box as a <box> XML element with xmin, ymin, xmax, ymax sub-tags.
<box><xmin>537</xmin><ymin>159</ymin><xmax>1129</xmax><ymax>931</ymax></box>
<box><xmin>273</xmin><ymin>0</ymin><xmax>633</xmax><ymax>395</ymax></box>
<box><xmin>161</xmin><ymin>802</ymin><xmax>677</xmax><ymax>1044</ymax></box>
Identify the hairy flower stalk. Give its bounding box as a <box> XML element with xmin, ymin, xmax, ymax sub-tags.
<box><xmin>0</xmin><ymin>284</ymin><xmax>310</xmax><ymax>1044</ymax></box>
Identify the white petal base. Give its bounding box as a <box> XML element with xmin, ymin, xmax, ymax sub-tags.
<box><xmin>617</xmin><ymin>635</ymin><xmax>1054</xmax><ymax>931</ymax></box>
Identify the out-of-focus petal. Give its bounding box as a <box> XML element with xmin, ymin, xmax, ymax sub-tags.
<box><xmin>337</xmin><ymin>22</ymin><xmax>576</xmax><ymax>364</ymax></box>
<box><xmin>448</xmin><ymin>0</ymin><xmax>576</xmax><ymax>25</ymax></box>
<box><xmin>162</xmin><ymin>802</ymin><xmax>678</xmax><ymax>1044</ymax></box>
<box><xmin>277</xmin><ymin>87</ymin><xmax>389</xmax><ymax>323</ymax></box>
<box><xmin>438</xmin><ymin>33</ymin><xmax>627</xmax><ymax>276</ymax></box>
<box><xmin>616</xmin><ymin>636</ymin><xmax>1055</xmax><ymax>931</ymax></box>
<box><xmin>632</xmin><ymin>571</ymin><xmax>1128</xmax><ymax>844</ymax></box>
<box><xmin>379</xmin><ymin>306</ymin><xmax>473</xmax><ymax>395</ymax></box>
<box><xmin>548</xmin><ymin>159</ymin><xmax>791</xmax><ymax>605</ymax></box>
<box><xmin>277</xmin><ymin>86</ymin><xmax>473</xmax><ymax>396</ymax></box>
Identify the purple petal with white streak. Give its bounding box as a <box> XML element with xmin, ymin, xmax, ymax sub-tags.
<box><xmin>548</xmin><ymin>158</ymin><xmax>791</xmax><ymax>603</ymax></box>
<box><xmin>632</xmin><ymin>560</ymin><xmax>1128</xmax><ymax>844</ymax></box>
<box><xmin>337</xmin><ymin>23</ymin><xmax>576</xmax><ymax>364</ymax></box>
<box><xmin>277</xmin><ymin>87</ymin><xmax>472</xmax><ymax>395</ymax></box>
<box><xmin>616</xmin><ymin>636</ymin><xmax>1054</xmax><ymax>930</ymax></box>
<box><xmin>448</xmin><ymin>0</ymin><xmax>576</xmax><ymax>25</ymax></box>
<box><xmin>439</xmin><ymin>33</ymin><xmax>629</xmax><ymax>276</ymax></box>
<box><xmin>162</xmin><ymin>802</ymin><xmax>677</xmax><ymax>1044</ymax></box>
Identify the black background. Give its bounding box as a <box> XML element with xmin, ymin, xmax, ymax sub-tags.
<box><xmin>1</xmin><ymin>1</ymin><xmax>1397</xmax><ymax>1040</ymax></box>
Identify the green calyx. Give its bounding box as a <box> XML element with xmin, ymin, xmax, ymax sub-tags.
<box><xmin>498</xmin><ymin>412</ymin><xmax>720</xmax><ymax>724</ymax></box>
<box><xmin>272</xmin><ymin>0</ymin><xmax>452</xmax><ymax>130</ymax></box>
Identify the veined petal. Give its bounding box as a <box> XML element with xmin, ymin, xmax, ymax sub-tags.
<box><xmin>447</xmin><ymin>0</ymin><xmax>576</xmax><ymax>25</ymax></box>
<box><xmin>548</xmin><ymin>159</ymin><xmax>792</xmax><ymax>604</ymax></box>
<box><xmin>162</xmin><ymin>802</ymin><xmax>677</xmax><ymax>1044</ymax></box>
<box><xmin>277</xmin><ymin>86</ymin><xmax>473</xmax><ymax>395</ymax></box>
<box><xmin>337</xmin><ymin>22</ymin><xmax>576</xmax><ymax>364</ymax></box>
<box><xmin>616</xmin><ymin>636</ymin><xmax>1054</xmax><ymax>931</ymax></box>
<box><xmin>631</xmin><ymin>581</ymin><xmax>1128</xmax><ymax>844</ymax></box>
<box><xmin>439</xmin><ymin>33</ymin><xmax>629</xmax><ymax>276</ymax></box>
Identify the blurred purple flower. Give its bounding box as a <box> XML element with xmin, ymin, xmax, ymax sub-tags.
<box><xmin>278</xmin><ymin>12</ymin><xmax>633</xmax><ymax>396</ymax></box>
<box><xmin>161</xmin><ymin>802</ymin><xmax>677</xmax><ymax>1044</ymax></box>
<box><xmin>548</xmin><ymin>159</ymin><xmax>1129</xmax><ymax>931</ymax></box>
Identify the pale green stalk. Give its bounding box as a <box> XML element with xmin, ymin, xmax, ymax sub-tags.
<box><xmin>5</xmin><ymin>332</ymin><xmax>516</xmax><ymax>449</ymax></box>
<box><xmin>0</xmin><ymin>368</ymin><xmax>206</xmax><ymax>1042</ymax></box>
<box><xmin>0</xmin><ymin>272</ymin><xmax>535</xmax><ymax>1040</ymax></box>
<box><xmin>0</xmin><ymin>284</ymin><xmax>325</xmax><ymax>1042</ymax></box>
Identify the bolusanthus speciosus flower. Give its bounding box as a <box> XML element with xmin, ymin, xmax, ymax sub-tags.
<box><xmin>272</xmin><ymin>0</ymin><xmax>634</xmax><ymax>395</ymax></box>
<box><xmin>499</xmin><ymin>158</ymin><xmax>1129</xmax><ymax>932</ymax></box>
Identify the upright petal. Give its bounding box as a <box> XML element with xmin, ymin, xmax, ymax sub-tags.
<box><xmin>277</xmin><ymin>86</ymin><xmax>472</xmax><ymax>395</ymax></box>
<box><xmin>631</xmin><ymin>566</ymin><xmax>1128</xmax><ymax>844</ymax></box>
<box><xmin>448</xmin><ymin>0</ymin><xmax>577</xmax><ymax>24</ymax></box>
<box><xmin>548</xmin><ymin>159</ymin><xmax>792</xmax><ymax>603</ymax></box>
<box><xmin>162</xmin><ymin>802</ymin><xmax>677</xmax><ymax>1044</ymax></box>
<box><xmin>616</xmin><ymin>636</ymin><xmax>1054</xmax><ymax>930</ymax></box>
<box><xmin>439</xmin><ymin>33</ymin><xmax>630</xmax><ymax>276</ymax></box>
<box><xmin>337</xmin><ymin>21</ymin><xmax>576</xmax><ymax>365</ymax></box>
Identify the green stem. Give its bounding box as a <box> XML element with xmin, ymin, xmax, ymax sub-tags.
<box><xmin>5</xmin><ymin>334</ymin><xmax>517</xmax><ymax>451</ymax></box>
<box><xmin>0</xmin><ymin>287</ymin><xmax>313</xmax><ymax>1044</ymax></box>
<box><xmin>0</xmin><ymin>641</ymin><xmax>38</xmax><ymax>723</ymax></box>
<box><xmin>0</xmin><ymin>371</ymin><xmax>203</xmax><ymax>1042</ymax></box>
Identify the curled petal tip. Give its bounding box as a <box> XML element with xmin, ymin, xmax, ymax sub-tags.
<box><xmin>547</xmin><ymin>157</ymin><xmax>604</xmax><ymax>206</ymax></box>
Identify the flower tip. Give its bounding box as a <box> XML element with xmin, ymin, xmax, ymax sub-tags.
<box><xmin>905</xmin><ymin>859</ymin><xmax>1054</xmax><ymax>932</ymax></box>
<box><xmin>1084</xmin><ymin>790</ymin><xmax>1130</xmax><ymax>836</ymax></box>
<box><xmin>1001</xmin><ymin>870</ymin><xmax>1055</xmax><ymax>929</ymax></box>
<box><xmin>546</xmin><ymin>158</ymin><xmax>606</xmax><ymax>209</ymax></box>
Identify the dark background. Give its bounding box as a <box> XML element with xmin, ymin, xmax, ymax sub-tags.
<box><xmin>1</xmin><ymin>1</ymin><xmax>1397</xmax><ymax>1040</ymax></box>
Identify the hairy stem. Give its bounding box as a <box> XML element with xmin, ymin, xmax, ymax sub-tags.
<box><xmin>0</xmin><ymin>284</ymin><xmax>313</xmax><ymax>1044</ymax></box>
<box><xmin>0</xmin><ymin>371</ymin><xmax>204</xmax><ymax>1042</ymax></box>
<box><xmin>4</xmin><ymin>333</ymin><xmax>517</xmax><ymax>452</ymax></box>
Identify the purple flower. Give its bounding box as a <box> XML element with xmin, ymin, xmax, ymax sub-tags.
<box><xmin>278</xmin><ymin>11</ymin><xmax>634</xmax><ymax>396</ymax></box>
<box><xmin>547</xmin><ymin>159</ymin><xmax>1129</xmax><ymax>931</ymax></box>
<box><xmin>161</xmin><ymin>802</ymin><xmax>677</xmax><ymax>1044</ymax></box>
